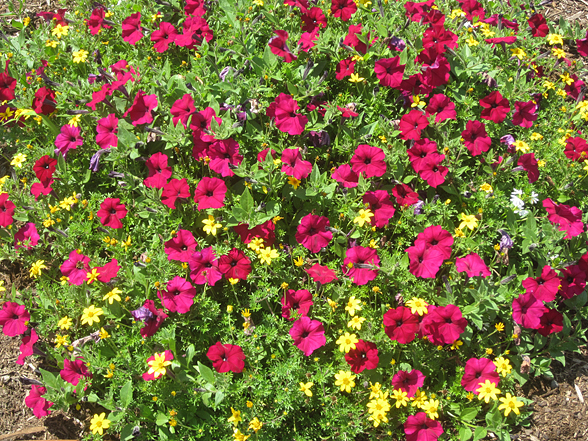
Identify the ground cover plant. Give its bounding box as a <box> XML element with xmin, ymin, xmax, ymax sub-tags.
<box><xmin>1</xmin><ymin>0</ymin><xmax>588</xmax><ymax>439</ymax></box>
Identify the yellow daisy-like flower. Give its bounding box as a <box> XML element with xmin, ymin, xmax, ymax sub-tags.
<box><xmin>72</xmin><ymin>49</ymin><xmax>89</xmax><ymax>63</ymax></box>
<box><xmin>476</xmin><ymin>380</ymin><xmax>501</xmax><ymax>403</ymax></box>
<box><xmin>81</xmin><ymin>305</ymin><xmax>104</xmax><ymax>326</ymax></box>
<box><xmin>10</xmin><ymin>153</ymin><xmax>27</xmax><ymax>168</ymax></box>
<box><xmin>348</xmin><ymin>73</ymin><xmax>365</xmax><ymax>83</ymax></box>
<box><xmin>103</xmin><ymin>287</ymin><xmax>122</xmax><ymax>304</ymax></box>
<box><xmin>345</xmin><ymin>296</ymin><xmax>362</xmax><ymax>316</ymax></box>
<box><xmin>334</xmin><ymin>370</ymin><xmax>356</xmax><ymax>393</ymax></box>
<box><xmin>546</xmin><ymin>34</ymin><xmax>563</xmax><ymax>46</ymax></box>
<box><xmin>458</xmin><ymin>213</ymin><xmax>478</xmax><ymax>231</ymax></box>
<box><xmin>449</xmin><ymin>8</ymin><xmax>466</xmax><ymax>19</ymax></box>
<box><xmin>465</xmin><ymin>37</ymin><xmax>479</xmax><ymax>47</ymax></box>
<box><xmin>479</xmin><ymin>183</ymin><xmax>493</xmax><ymax>193</ymax></box>
<box><xmin>495</xmin><ymin>322</ymin><xmax>505</xmax><ymax>332</ymax></box>
<box><xmin>530</xmin><ymin>132</ymin><xmax>543</xmax><ymax>141</ymax></box>
<box><xmin>99</xmin><ymin>327</ymin><xmax>110</xmax><ymax>339</ymax></box>
<box><xmin>233</xmin><ymin>429</ymin><xmax>250</xmax><ymax>441</ymax></box>
<box><xmin>248</xmin><ymin>417</ymin><xmax>263</xmax><ymax>433</ymax></box>
<box><xmin>58</xmin><ymin>316</ymin><xmax>73</xmax><ymax>330</ymax></box>
<box><xmin>336</xmin><ymin>332</ymin><xmax>359</xmax><ymax>353</ymax></box>
<box><xmin>405</xmin><ymin>297</ymin><xmax>429</xmax><ymax>316</ymax></box>
<box><xmin>327</xmin><ymin>298</ymin><xmax>338</xmax><ymax>311</ymax></box>
<box><xmin>353</xmin><ymin>208</ymin><xmax>374</xmax><ymax>227</ymax></box>
<box><xmin>46</xmin><ymin>40</ymin><xmax>58</xmax><ymax>48</ymax></box>
<box><xmin>258</xmin><ymin>247</ymin><xmax>279</xmax><ymax>265</ymax></box>
<box><xmin>422</xmin><ymin>399</ymin><xmax>439</xmax><ymax>420</ymax></box>
<box><xmin>202</xmin><ymin>215</ymin><xmax>222</xmax><ymax>236</ymax></box>
<box><xmin>86</xmin><ymin>268</ymin><xmax>100</xmax><ymax>284</ymax></box>
<box><xmin>450</xmin><ymin>339</ymin><xmax>463</xmax><ymax>350</ymax></box>
<box><xmin>392</xmin><ymin>389</ymin><xmax>409</xmax><ymax>408</ymax></box>
<box><xmin>510</xmin><ymin>47</ymin><xmax>526</xmax><ymax>60</ymax></box>
<box><xmin>54</xmin><ymin>334</ymin><xmax>70</xmax><ymax>348</ymax></box>
<box><xmin>498</xmin><ymin>393</ymin><xmax>524</xmax><ymax>416</ymax></box>
<box><xmin>411</xmin><ymin>390</ymin><xmax>427</xmax><ymax>408</ymax></box>
<box><xmin>347</xmin><ymin>316</ymin><xmax>366</xmax><ymax>330</ymax></box>
<box><xmin>293</xmin><ymin>256</ymin><xmax>304</xmax><ymax>267</ymax></box>
<box><xmin>287</xmin><ymin>176</ymin><xmax>301</xmax><ymax>189</ymax></box>
<box><xmin>552</xmin><ymin>47</ymin><xmax>566</xmax><ymax>59</ymax></box>
<box><xmin>493</xmin><ymin>356</ymin><xmax>512</xmax><ymax>376</ymax></box>
<box><xmin>30</xmin><ymin>260</ymin><xmax>48</xmax><ymax>279</ymax></box>
<box><xmin>228</xmin><ymin>407</ymin><xmax>242</xmax><ymax>426</ymax></box>
<box><xmin>51</xmin><ymin>24</ymin><xmax>69</xmax><ymax>38</ymax></box>
<box><xmin>89</xmin><ymin>413</ymin><xmax>111</xmax><ymax>435</ymax></box>
<box><xmin>148</xmin><ymin>352</ymin><xmax>172</xmax><ymax>379</ymax></box>
<box><xmin>299</xmin><ymin>381</ymin><xmax>313</xmax><ymax>397</ymax></box>
<box><xmin>247</xmin><ymin>237</ymin><xmax>264</xmax><ymax>252</ymax></box>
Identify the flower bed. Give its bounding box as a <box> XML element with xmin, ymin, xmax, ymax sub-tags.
<box><xmin>1</xmin><ymin>0</ymin><xmax>588</xmax><ymax>439</ymax></box>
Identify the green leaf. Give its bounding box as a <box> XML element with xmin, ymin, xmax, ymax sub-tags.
<box><xmin>41</xmin><ymin>115</ymin><xmax>59</xmax><ymax>137</ymax></box>
<box><xmin>460</xmin><ymin>407</ymin><xmax>478</xmax><ymax>422</ymax></box>
<box><xmin>156</xmin><ymin>412</ymin><xmax>169</xmax><ymax>426</ymax></box>
<box><xmin>197</xmin><ymin>361</ymin><xmax>215</xmax><ymax>384</ymax></box>
<box><xmin>120</xmin><ymin>424</ymin><xmax>136</xmax><ymax>441</ymax></box>
<box><xmin>120</xmin><ymin>380</ymin><xmax>133</xmax><ymax>408</ymax></box>
<box><xmin>240</xmin><ymin>188</ymin><xmax>254</xmax><ymax>214</ymax></box>
<box><xmin>473</xmin><ymin>426</ymin><xmax>487</xmax><ymax>441</ymax></box>
<box><xmin>263</xmin><ymin>44</ymin><xmax>277</xmax><ymax>68</ymax></box>
<box><xmin>186</xmin><ymin>344</ymin><xmax>196</xmax><ymax>365</ymax></box>
<box><xmin>39</xmin><ymin>368</ymin><xmax>59</xmax><ymax>390</ymax></box>
<box><xmin>459</xmin><ymin>427</ymin><xmax>473</xmax><ymax>441</ymax></box>
<box><xmin>215</xmin><ymin>391</ymin><xmax>225</xmax><ymax>406</ymax></box>
<box><xmin>56</xmin><ymin>150</ymin><xmax>66</xmax><ymax>173</ymax></box>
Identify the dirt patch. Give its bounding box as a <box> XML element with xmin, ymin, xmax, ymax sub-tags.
<box><xmin>544</xmin><ymin>0</ymin><xmax>588</xmax><ymax>29</ymax></box>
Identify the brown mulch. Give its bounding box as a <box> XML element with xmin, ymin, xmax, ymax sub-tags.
<box><xmin>543</xmin><ymin>0</ymin><xmax>588</xmax><ymax>29</ymax></box>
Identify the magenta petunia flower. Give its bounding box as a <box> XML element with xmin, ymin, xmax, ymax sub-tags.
<box><xmin>512</xmin><ymin>100</ymin><xmax>538</xmax><ymax>128</ymax></box>
<box><xmin>577</xmin><ymin>30</ymin><xmax>588</xmax><ymax>57</ymax></box>
<box><xmin>404</xmin><ymin>412</ymin><xmax>444</xmax><ymax>441</ymax></box>
<box><xmin>25</xmin><ymin>385</ymin><xmax>53</xmax><ymax>419</ymax></box>
<box><xmin>392</xmin><ymin>183</ymin><xmax>420</xmax><ymax>207</ymax></box>
<box><xmin>305</xmin><ymin>264</ymin><xmax>338</xmax><ymax>285</ymax></box>
<box><xmin>518</xmin><ymin>153</ymin><xmax>539</xmax><ymax>183</ymax></box>
<box><xmin>281</xmin><ymin>147</ymin><xmax>312</xmax><ymax>179</ymax></box>
<box><xmin>363</xmin><ymin>190</ymin><xmax>395</xmax><ymax>228</ymax></box>
<box><xmin>30</xmin><ymin>179</ymin><xmax>54</xmax><ymax>201</ymax></box>
<box><xmin>528</xmin><ymin>13</ymin><xmax>549</xmax><ymax>37</ymax></box>
<box><xmin>208</xmin><ymin>138</ymin><xmax>243</xmax><ymax>177</ymax></box>
<box><xmin>14</xmin><ymin>223</ymin><xmax>40</xmax><ymax>250</ymax></box>
<box><xmin>564</xmin><ymin>137</ymin><xmax>588</xmax><ymax>162</ymax></box>
<box><xmin>121</xmin><ymin>12</ymin><xmax>143</xmax><ymax>45</ymax></box>
<box><xmin>299</xmin><ymin>28</ymin><xmax>319</xmax><ymax>52</ymax></box>
<box><xmin>193</xmin><ymin>177</ymin><xmax>227</xmax><ymax>210</ymax></box>
<box><xmin>189</xmin><ymin>247</ymin><xmax>222</xmax><ymax>286</ymax></box>
<box><xmin>96</xmin><ymin>114</ymin><xmax>118</xmax><ymax>149</ymax></box>
<box><xmin>335</xmin><ymin>58</ymin><xmax>356</xmax><ymax>80</ymax></box>
<box><xmin>32</xmin><ymin>87</ymin><xmax>56</xmax><ymax>115</ymax></box>
<box><xmin>342</xmin><ymin>246</ymin><xmax>380</xmax><ymax>285</ymax></box>
<box><xmin>350</xmin><ymin>144</ymin><xmax>386</xmax><ymax>178</ymax></box>
<box><xmin>374</xmin><ymin>57</ymin><xmax>405</xmax><ymax>88</ymax></box>
<box><xmin>97</xmin><ymin>198</ymin><xmax>127</xmax><ymax>229</ymax></box>
<box><xmin>207</xmin><ymin>342</ymin><xmax>246</xmax><ymax>373</ymax></box>
<box><xmin>142</xmin><ymin>350</ymin><xmax>174</xmax><ymax>381</ymax></box>
<box><xmin>392</xmin><ymin>369</ymin><xmax>425</xmax><ymax>397</ymax></box>
<box><xmin>218</xmin><ymin>248</ymin><xmax>252</xmax><ymax>281</ymax></box>
<box><xmin>295</xmin><ymin>214</ymin><xmax>333</xmax><ymax>253</ymax></box>
<box><xmin>331</xmin><ymin>164</ymin><xmax>358</xmax><ymax>188</ymax></box>
<box><xmin>60</xmin><ymin>358</ymin><xmax>92</xmax><ymax>386</ymax></box>
<box><xmin>268</xmin><ymin>30</ymin><xmax>297</xmax><ymax>63</ymax></box>
<box><xmin>455</xmin><ymin>253</ymin><xmax>490</xmax><ymax>278</ymax></box>
<box><xmin>337</xmin><ymin>105</ymin><xmax>358</xmax><ymax>118</ymax></box>
<box><xmin>383</xmin><ymin>306</ymin><xmax>420</xmax><ymax>344</ymax></box>
<box><xmin>170</xmin><ymin>94</ymin><xmax>195</xmax><ymax>129</ymax></box>
<box><xmin>289</xmin><ymin>316</ymin><xmax>326</xmax><ymax>356</ymax></box>
<box><xmin>422</xmin><ymin>24</ymin><xmax>458</xmax><ymax>53</ymax></box>
<box><xmin>281</xmin><ymin>289</ymin><xmax>313</xmax><ymax>321</ymax></box>
<box><xmin>301</xmin><ymin>7</ymin><xmax>327</xmax><ymax>32</ymax></box>
<box><xmin>406</xmin><ymin>242</ymin><xmax>444</xmax><ymax>279</ymax></box>
<box><xmin>537</xmin><ymin>308</ymin><xmax>564</xmax><ymax>337</ymax></box>
<box><xmin>421</xmin><ymin>304</ymin><xmax>468</xmax><ymax>345</ymax></box>
<box><xmin>158</xmin><ymin>277</ymin><xmax>196</xmax><ymax>314</ymax></box>
<box><xmin>190</xmin><ymin>106</ymin><xmax>222</xmax><ymax>135</ymax></box>
<box><xmin>0</xmin><ymin>302</ymin><xmax>29</xmax><ymax>337</ymax></box>
<box><xmin>559</xmin><ymin>265</ymin><xmax>586</xmax><ymax>299</ymax></box>
<box><xmin>132</xmin><ymin>299</ymin><xmax>168</xmax><ymax>338</ymax></box>
<box><xmin>273</xmin><ymin>94</ymin><xmax>308</xmax><ymax>136</ymax></box>
<box><xmin>95</xmin><ymin>258</ymin><xmax>120</xmax><ymax>283</ymax></box>
<box><xmin>407</xmin><ymin>138</ymin><xmax>439</xmax><ymax>173</ymax></box>
<box><xmin>55</xmin><ymin>124</ymin><xmax>83</xmax><ymax>157</ymax></box>
<box><xmin>417</xmin><ymin>153</ymin><xmax>448</xmax><ymax>188</ymax></box>
<box><xmin>462</xmin><ymin>120</ymin><xmax>491</xmax><ymax>156</ymax></box>
<box><xmin>425</xmin><ymin>93</ymin><xmax>457</xmax><ymax>123</ymax></box>
<box><xmin>60</xmin><ymin>249</ymin><xmax>90</xmax><ymax>286</ymax></box>
<box><xmin>164</xmin><ymin>229</ymin><xmax>198</xmax><ymax>262</ymax></box>
<box><xmin>461</xmin><ymin>357</ymin><xmax>500</xmax><ymax>393</ymax></box>
<box><xmin>543</xmin><ymin>198</ymin><xmax>584</xmax><ymax>239</ymax></box>
<box><xmin>285</xmin><ymin>0</ymin><xmax>309</xmax><ymax>12</ymax></box>
<box><xmin>399</xmin><ymin>109</ymin><xmax>429</xmax><ymax>141</ymax></box>
<box><xmin>461</xmin><ymin>0</ymin><xmax>485</xmax><ymax>20</ymax></box>
<box><xmin>0</xmin><ymin>61</ymin><xmax>16</xmax><ymax>101</ymax></box>
<box><xmin>86</xmin><ymin>7</ymin><xmax>110</xmax><ymax>35</ymax></box>
<box><xmin>233</xmin><ymin>220</ymin><xmax>276</xmax><ymax>247</ymax></box>
<box><xmin>512</xmin><ymin>292</ymin><xmax>544</xmax><ymax>329</ymax></box>
<box><xmin>479</xmin><ymin>91</ymin><xmax>510</xmax><ymax>124</ymax></box>
<box><xmin>161</xmin><ymin>178</ymin><xmax>190</xmax><ymax>209</ymax></box>
<box><xmin>345</xmin><ymin>340</ymin><xmax>379</xmax><ymax>373</ymax></box>
<box><xmin>415</xmin><ymin>225</ymin><xmax>453</xmax><ymax>260</ymax></box>
<box><xmin>124</xmin><ymin>90</ymin><xmax>158</xmax><ymax>126</ymax></box>
<box><xmin>176</xmin><ymin>16</ymin><xmax>213</xmax><ymax>49</ymax></box>
<box><xmin>420</xmin><ymin>53</ymin><xmax>450</xmax><ymax>88</ymax></box>
<box><xmin>522</xmin><ymin>265</ymin><xmax>561</xmax><ymax>302</ymax></box>
<box><xmin>331</xmin><ymin>0</ymin><xmax>357</xmax><ymax>21</ymax></box>
<box><xmin>151</xmin><ymin>22</ymin><xmax>178</xmax><ymax>53</ymax></box>
<box><xmin>404</xmin><ymin>0</ymin><xmax>434</xmax><ymax>21</ymax></box>
<box><xmin>17</xmin><ymin>329</ymin><xmax>39</xmax><ymax>365</ymax></box>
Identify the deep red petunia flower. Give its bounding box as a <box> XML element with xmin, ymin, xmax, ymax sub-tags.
<box><xmin>392</xmin><ymin>369</ymin><xmax>425</xmax><ymax>397</ymax></box>
<box><xmin>281</xmin><ymin>289</ymin><xmax>313</xmax><ymax>321</ymax></box>
<box><xmin>399</xmin><ymin>110</ymin><xmax>429</xmax><ymax>141</ymax></box>
<box><xmin>345</xmin><ymin>340</ymin><xmax>379</xmax><ymax>373</ymax></box>
<box><xmin>281</xmin><ymin>147</ymin><xmax>312</xmax><ymax>179</ymax></box>
<box><xmin>151</xmin><ymin>22</ymin><xmax>178</xmax><ymax>53</ymax></box>
<box><xmin>60</xmin><ymin>249</ymin><xmax>90</xmax><ymax>286</ymax></box>
<box><xmin>421</xmin><ymin>304</ymin><xmax>468</xmax><ymax>345</ymax></box>
<box><xmin>124</xmin><ymin>90</ymin><xmax>158</xmax><ymax>126</ymax></box>
<box><xmin>404</xmin><ymin>0</ymin><xmax>435</xmax><ymax>21</ymax></box>
<box><xmin>164</xmin><ymin>229</ymin><xmax>197</xmax><ymax>262</ymax></box>
<box><xmin>331</xmin><ymin>0</ymin><xmax>357</xmax><ymax>21</ymax></box>
<box><xmin>25</xmin><ymin>385</ymin><xmax>53</xmax><ymax>419</ymax></box>
<box><xmin>17</xmin><ymin>329</ymin><xmax>39</xmax><ymax>365</ymax></box>
<box><xmin>479</xmin><ymin>91</ymin><xmax>510</xmax><ymax>124</ymax></box>
<box><xmin>537</xmin><ymin>308</ymin><xmax>564</xmax><ymax>337</ymax></box>
<box><xmin>459</xmin><ymin>0</ymin><xmax>485</xmax><ymax>20</ymax></box>
<box><xmin>55</xmin><ymin>124</ymin><xmax>83</xmax><ymax>157</ymax></box>
<box><xmin>462</xmin><ymin>120</ymin><xmax>491</xmax><ymax>156</ymax></box>
<box><xmin>543</xmin><ymin>198</ymin><xmax>584</xmax><ymax>239</ymax></box>
<box><xmin>528</xmin><ymin>13</ymin><xmax>549</xmax><ymax>37</ymax></box>
<box><xmin>132</xmin><ymin>299</ymin><xmax>168</xmax><ymax>338</ymax></box>
<box><xmin>0</xmin><ymin>61</ymin><xmax>16</xmax><ymax>101</ymax></box>
<box><xmin>30</xmin><ymin>179</ymin><xmax>54</xmax><ymax>201</ymax></box>
<box><xmin>383</xmin><ymin>306</ymin><xmax>420</xmax><ymax>344</ymax></box>
<box><xmin>305</xmin><ymin>264</ymin><xmax>338</xmax><ymax>285</ymax></box>
<box><xmin>563</xmin><ymin>137</ymin><xmax>588</xmax><ymax>162</ymax></box>
<box><xmin>14</xmin><ymin>223</ymin><xmax>40</xmax><ymax>250</ymax></box>
<box><xmin>301</xmin><ymin>7</ymin><xmax>327</xmax><ymax>32</ymax></box>
<box><xmin>86</xmin><ymin>7</ymin><xmax>111</xmax><ymax>35</ymax></box>
<box><xmin>331</xmin><ymin>164</ymin><xmax>359</xmax><ymax>188</ymax></box>
<box><xmin>392</xmin><ymin>183</ymin><xmax>419</xmax><ymax>207</ymax></box>
<box><xmin>171</xmin><ymin>94</ymin><xmax>196</xmax><ymax>129</ymax></box>
<box><xmin>0</xmin><ymin>302</ymin><xmax>29</xmax><ymax>337</ymax></box>
<box><xmin>415</xmin><ymin>225</ymin><xmax>453</xmax><ymax>260</ymax></box>
<box><xmin>208</xmin><ymin>138</ymin><xmax>243</xmax><ymax>177</ymax></box>
<box><xmin>122</xmin><ymin>12</ymin><xmax>143</xmax><ymax>45</ymax></box>
<box><xmin>33</xmin><ymin>155</ymin><xmax>56</xmax><ymax>183</ymax></box>
<box><xmin>363</xmin><ymin>191</ymin><xmax>395</xmax><ymax>228</ymax></box>
<box><xmin>577</xmin><ymin>30</ymin><xmax>588</xmax><ymax>57</ymax></box>
<box><xmin>268</xmin><ymin>30</ymin><xmax>297</xmax><ymax>63</ymax></box>
<box><xmin>461</xmin><ymin>357</ymin><xmax>500</xmax><ymax>393</ymax></box>
<box><xmin>422</xmin><ymin>24</ymin><xmax>458</xmax><ymax>54</ymax></box>
<box><xmin>97</xmin><ymin>198</ymin><xmax>127</xmax><ymax>229</ymax></box>
<box><xmin>404</xmin><ymin>412</ymin><xmax>444</xmax><ymax>441</ymax></box>
<box><xmin>161</xmin><ymin>178</ymin><xmax>190</xmax><ymax>209</ymax></box>
<box><xmin>296</xmin><ymin>214</ymin><xmax>333</xmax><ymax>253</ymax></box>
<box><xmin>425</xmin><ymin>93</ymin><xmax>457</xmax><ymax>123</ymax></box>
<box><xmin>144</xmin><ymin>152</ymin><xmax>172</xmax><ymax>189</ymax></box>
<box><xmin>455</xmin><ymin>253</ymin><xmax>490</xmax><ymax>278</ymax></box>
<box><xmin>218</xmin><ymin>248</ymin><xmax>252</xmax><ymax>281</ymax></box>
<box><xmin>32</xmin><ymin>87</ymin><xmax>56</xmax><ymax>115</ymax></box>
<box><xmin>142</xmin><ymin>350</ymin><xmax>174</xmax><ymax>381</ymax></box>
<box><xmin>289</xmin><ymin>316</ymin><xmax>326</xmax><ymax>356</ymax></box>
<box><xmin>194</xmin><ymin>177</ymin><xmax>227</xmax><ymax>210</ymax></box>
<box><xmin>518</xmin><ymin>153</ymin><xmax>539</xmax><ymax>183</ymax></box>
<box><xmin>207</xmin><ymin>342</ymin><xmax>246</xmax><ymax>373</ymax></box>
<box><xmin>406</xmin><ymin>242</ymin><xmax>444</xmax><ymax>279</ymax></box>
<box><xmin>60</xmin><ymin>358</ymin><xmax>92</xmax><ymax>386</ymax></box>
<box><xmin>158</xmin><ymin>277</ymin><xmax>196</xmax><ymax>314</ymax></box>
<box><xmin>96</xmin><ymin>114</ymin><xmax>118</xmax><ymax>149</ymax></box>
<box><xmin>189</xmin><ymin>247</ymin><xmax>222</xmax><ymax>286</ymax></box>
<box><xmin>512</xmin><ymin>292</ymin><xmax>544</xmax><ymax>329</ymax></box>
<box><xmin>350</xmin><ymin>144</ymin><xmax>386</xmax><ymax>178</ymax></box>
<box><xmin>522</xmin><ymin>265</ymin><xmax>561</xmax><ymax>302</ymax></box>
<box><xmin>233</xmin><ymin>220</ymin><xmax>276</xmax><ymax>247</ymax></box>
<box><xmin>374</xmin><ymin>57</ymin><xmax>405</xmax><ymax>88</ymax></box>
<box><xmin>337</xmin><ymin>105</ymin><xmax>358</xmax><ymax>118</ymax></box>
<box><xmin>285</xmin><ymin>0</ymin><xmax>310</xmax><ymax>12</ymax></box>
<box><xmin>559</xmin><ymin>265</ymin><xmax>586</xmax><ymax>299</ymax></box>
<box><xmin>273</xmin><ymin>94</ymin><xmax>307</xmax><ymax>135</ymax></box>
<box><xmin>512</xmin><ymin>100</ymin><xmax>538</xmax><ymax>128</ymax></box>
<box><xmin>335</xmin><ymin>58</ymin><xmax>356</xmax><ymax>80</ymax></box>
<box><xmin>342</xmin><ymin>246</ymin><xmax>380</xmax><ymax>285</ymax></box>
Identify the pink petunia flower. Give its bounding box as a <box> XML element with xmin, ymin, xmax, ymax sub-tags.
<box><xmin>461</xmin><ymin>357</ymin><xmax>500</xmax><ymax>393</ymax></box>
<box><xmin>301</xmin><ymin>7</ymin><xmax>327</xmax><ymax>32</ymax></box>
<box><xmin>415</xmin><ymin>225</ymin><xmax>453</xmax><ymax>260</ymax></box>
<box><xmin>161</xmin><ymin>178</ymin><xmax>190</xmax><ymax>209</ymax></box>
<box><xmin>131</xmin><ymin>299</ymin><xmax>168</xmax><ymax>338</ymax></box>
<box><xmin>331</xmin><ymin>0</ymin><xmax>357</xmax><ymax>21</ymax></box>
<box><xmin>86</xmin><ymin>7</ymin><xmax>111</xmax><ymax>35</ymax></box>
<box><xmin>189</xmin><ymin>247</ymin><xmax>222</xmax><ymax>286</ymax></box>
<box><xmin>144</xmin><ymin>152</ymin><xmax>172</xmax><ymax>189</ymax></box>
<box><xmin>289</xmin><ymin>316</ymin><xmax>326</xmax><ymax>356</ymax></box>
<box><xmin>55</xmin><ymin>124</ymin><xmax>83</xmax><ymax>157</ymax></box>
<box><xmin>479</xmin><ymin>91</ymin><xmax>510</xmax><ymax>124</ymax></box>
<box><xmin>462</xmin><ymin>120</ymin><xmax>491</xmax><ymax>156</ymax></box>
<box><xmin>60</xmin><ymin>249</ymin><xmax>90</xmax><ymax>286</ymax></box>
<box><xmin>281</xmin><ymin>148</ymin><xmax>312</xmax><ymax>179</ymax></box>
<box><xmin>350</xmin><ymin>144</ymin><xmax>386</xmax><ymax>178</ymax></box>
<box><xmin>404</xmin><ymin>412</ymin><xmax>444</xmax><ymax>441</ymax></box>
<box><xmin>0</xmin><ymin>302</ymin><xmax>29</xmax><ymax>337</ymax></box>
<box><xmin>208</xmin><ymin>138</ymin><xmax>243</xmax><ymax>177</ymax></box>
<box><xmin>33</xmin><ymin>155</ymin><xmax>57</xmax><ymax>183</ymax></box>
<box><xmin>522</xmin><ymin>265</ymin><xmax>561</xmax><ymax>302</ymax></box>
<box><xmin>512</xmin><ymin>292</ymin><xmax>544</xmax><ymax>329</ymax></box>
<box><xmin>577</xmin><ymin>30</ymin><xmax>588</xmax><ymax>57</ymax></box>
<box><xmin>512</xmin><ymin>100</ymin><xmax>538</xmax><ymax>128</ymax></box>
<box><xmin>295</xmin><ymin>214</ymin><xmax>333</xmax><ymax>253</ymax></box>
<box><xmin>518</xmin><ymin>153</ymin><xmax>539</xmax><ymax>183</ymax></box>
<box><xmin>124</xmin><ymin>90</ymin><xmax>158</xmax><ymax>126</ymax></box>
<box><xmin>97</xmin><ymin>198</ymin><xmax>127</xmax><ymax>229</ymax></box>
<box><xmin>331</xmin><ymin>164</ymin><xmax>358</xmax><ymax>188</ymax></box>
<box><xmin>407</xmin><ymin>138</ymin><xmax>439</xmax><ymax>172</ymax></box>
<box><xmin>25</xmin><ymin>385</ymin><xmax>53</xmax><ymax>418</ymax></box>
<box><xmin>268</xmin><ymin>30</ymin><xmax>297</xmax><ymax>63</ymax></box>
<box><xmin>207</xmin><ymin>342</ymin><xmax>246</xmax><ymax>373</ymax></box>
<box><xmin>14</xmin><ymin>223</ymin><xmax>40</xmax><ymax>250</ymax></box>
<box><xmin>60</xmin><ymin>358</ymin><xmax>92</xmax><ymax>386</ymax></box>
<box><xmin>193</xmin><ymin>177</ymin><xmax>227</xmax><ymax>210</ymax></box>
<box><xmin>406</xmin><ymin>242</ymin><xmax>444</xmax><ymax>279</ymax></box>
<box><xmin>142</xmin><ymin>350</ymin><xmax>174</xmax><ymax>381</ymax></box>
<box><xmin>392</xmin><ymin>183</ymin><xmax>420</xmax><ymax>207</ymax></box>
<box><xmin>335</xmin><ymin>58</ymin><xmax>356</xmax><ymax>80</ymax></box>
<box><xmin>95</xmin><ymin>258</ymin><xmax>120</xmax><ymax>283</ymax></box>
<box><xmin>96</xmin><ymin>114</ymin><xmax>118</xmax><ymax>149</ymax></box>
<box><xmin>157</xmin><ymin>277</ymin><xmax>196</xmax><ymax>314</ymax></box>
<box><xmin>151</xmin><ymin>22</ymin><xmax>178</xmax><ymax>53</ymax></box>
<box><xmin>342</xmin><ymin>246</ymin><xmax>380</xmax><ymax>285</ymax></box>
<box><xmin>219</xmin><ymin>249</ymin><xmax>252</xmax><ymax>281</ymax></box>
<box><xmin>281</xmin><ymin>289</ymin><xmax>313</xmax><ymax>321</ymax></box>
<box><xmin>383</xmin><ymin>306</ymin><xmax>420</xmax><ymax>344</ymax></box>
<box><xmin>345</xmin><ymin>340</ymin><xmax>379</xmax><ymax>373</ymax></box>
<box><xmin>32</xmin><ymin>87</ymin><xmax>56</xmax><ymax>115</ymax></box>
<box><xmin>0</xmin><ymin>60</ymin><xmax>16</xmax><ymax>101</ymax></box>
<box><xmin>305</xmin><ymin>264</ymin><xmax>338</xmax><ymax>285</ymax></box>
<box><xmin>543</xmin><ymin>198</ymin><xmax>584</xmax><ymax>239</ymax></box>
<box><xmin>374</xmin><ymin>57</ymin><xmax>405</xmax><ymax>88</ymax></box>
<box><xmin>164</xmin><ymin>229</ymin><xmax>198</xmax><ymax>262</ymax></box>
<box><xmin>17</xmin><ymin>329</ymin><xmax>39</xmax><ymax>365</ymax></box>
<box><xmin>170</xmin><ymin>94</ymin><xmax>195</xmax><ymax>129</ymax></box>
<box><xmin>421</xmin><ymin>305</ymin><xmax>468</xmax><ymax>345</ymax></box>
<box><xmin>273</xmin><ymin>94</ymin><xmax>308</xmax><ymax>135</ymax></box>
<box><xmin>363</xmin><ymin>190</ymin><xmax>396</xmax><ymax>228</ymax></box>
<box><xmin>233</xmin><ymin>220</ymin><xmax>276</xmax><ymax>247</ymax></box>
<box><xmin>399</xmin><ymin>110</ymin><xmax>429</xmax><ymax>141</ymax></box>
<box><xmin>121</xmin><ymin>12</ymin><xmax>143</xmax><ymax>45</ymax></box>
<box><xmin>425</xmin><ymin>93</ymin><xmax>457</xmax><ymax>123</ymax></box>
<box><xmin>455</xmin><ymin>253</ymin><xmax>490</xmax><ymax>277</ymax></box>
<box><xmin>176</xmin><ymin>17</ymin><xmax>213</xmax><ymax>49</ymax></box>
<box><xmin>559</xmin><ymin>265</ymin><xmax>586</xmax><ymax>299</ymax></box>
<box><xmin>392</xmin><ymin>369</ymin><xmax>425</xmax><ymax>397</ymax></box>
<box><xmin>30</xmin><ymin>179</ymin><xmax>54</xmax><ymax>201</ymax></box>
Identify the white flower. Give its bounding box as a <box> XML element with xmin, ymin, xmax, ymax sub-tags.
<box><xmin>510</xmin><ymin>195</ymin><xmax>525</xmax><ymax>210</ymax></box>
<box><xmin>529</xmin><ymin>191</ymin><xmax>538</xmax><ymax>204</ymax></box>
<box><xmin>514</xmin><ymin>208</ymin><xmax>529</xmax><ymax>217</ymax></box>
